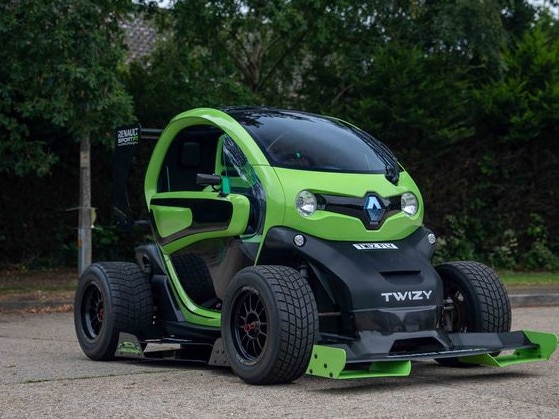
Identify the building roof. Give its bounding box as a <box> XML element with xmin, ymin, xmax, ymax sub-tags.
<box><xmin>121</xmin><ymin>14</ymin><xmax>159</xmax><ymax>63</ymax></box>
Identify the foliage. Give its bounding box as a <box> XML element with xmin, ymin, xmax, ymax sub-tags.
<box><xmin>0</xmin><ymin>0</ymin><xmax>134</xmax><ymax>267</ymax></box>
<box><xmin>313</xmin><ymin>44</ymin><xmax>474</xmax><ymax>167</ymax></box>
<box><xmin>520</xmin><ymin>214</ymin><xmax>559</xmax><ymax>271</ymax></box>
<box><xmin>466</xmin><ymin>13</ymin><xmax>559</xmax><ymax>268</ymax></box>
<box><xmin>92</xmin><ymin>224</ymin><xmax>148</xmax><ymax>262</ymax></box>
<box><xmin>124</xmin><ymin>36</ymin><xmax>256</xmax><ymax>126</ymax></box>
<box><xmin>0</xmin><ymin>156</ymin><xmax>78</xmax><ymax>267</ymax></box>
<box><xmin>487</xmin><ymin>229</ymin><xmax>519</xmax><ymax>270</ymax></box>
<box><xmin>432</xmin><ymin>215</ymin><xmax>478</xmax><ymax>265</ymax></box>
<box><xmin>128</xmin><ymin>0</ymin><xmax>361</xmax><ymax>113</ymax></box>
<box><xmin>476</xmin><ymin>14</ymin><xmax>559</xmax><ymax>144</ymax></box>
<box><xmin>0</xmin><ymin>0</ymin><xmax>134</xmax><ymax>176</ymax></box>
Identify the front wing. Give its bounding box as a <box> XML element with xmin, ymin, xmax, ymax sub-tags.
<box><xmin>307</xmin><ymin>330</ymin><xmax>557</xmax><ymax>379</ymax></box>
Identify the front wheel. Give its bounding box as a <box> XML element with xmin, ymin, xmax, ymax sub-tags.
<box><xmin>221</xmin><ymin>265</ymin><xmax>318</xmax><ymax>385</ymax></box>
<box><xmin>436</xmin><ymin>261</ymin><xmax>511</xmax><ymax>367</ymax></box>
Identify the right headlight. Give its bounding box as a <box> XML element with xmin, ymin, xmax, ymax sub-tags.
<box><xmin>296</xmin><ymin>190</ymin><xmax>317</xmax><ymax>217</ymax></box>
<box><xmin>401</xmin><ymin>192</ymin><xmax>418</xmax><ymax>217</ymax></box>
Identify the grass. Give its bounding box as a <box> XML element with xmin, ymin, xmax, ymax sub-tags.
<box><xmin>498</xmin><ymin>270</ymin><xmax>559</xmax><ymax>287</ymax></box>
<box><xmin>0</xmin><ymin>267</ymin><xmax>77</xmax><ymax>304</ymax></box>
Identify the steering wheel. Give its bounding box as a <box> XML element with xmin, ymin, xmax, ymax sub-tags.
<box><xmin>275</xmin><ymin>152</ymin><xmax>315</xmax><ymax>168</ymax></box>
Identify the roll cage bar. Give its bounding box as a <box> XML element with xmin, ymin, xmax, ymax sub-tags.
<box><xmin>112</xmin><ymin>125</ymin><xmax>162</xmax><ymax>230</ymax></box>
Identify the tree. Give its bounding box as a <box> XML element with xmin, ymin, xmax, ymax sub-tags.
<box><xmin>125</xmin><ymin>34</ymin><xmax>256</xmax><ymax>126</ymax></box>
<box><xmin>0</xmin><ymin>1</ymin><xmax>134</xmax><ymax>272</ymax></box>
<box><xmin>161</xmin><ymin>0</ymin><xmax>343</xmax><ymax>102</ymax></box>
<box><xmin>472</xmin><ymin>13</ymin><xmax>559</xmax><ymax>260</ymax></box>
<box><xmin>295</xmin><ymin>1</ymin><xmax>480</xmax><ymax>158</ymax></box>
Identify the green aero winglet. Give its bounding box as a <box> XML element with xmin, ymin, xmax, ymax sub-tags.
<box><xmin>306</xmin><ymin>345</ymin><xmax>411</xmax><ymax>379</ymax></box>
<box><xmin>307</xmin><ymin>331</ymin><xmax>557</xmax><ymax>379</ymax></box>
<box><xmin>458</xmin><ymin>330</ymin><xmax>558</xmax><ymax>367</ymax></box>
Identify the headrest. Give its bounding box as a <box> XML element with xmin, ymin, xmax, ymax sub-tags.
<box><xmin>179</xmin><ymin>141</ymin><xmax>200</xmax><ymax>168</ymax></box>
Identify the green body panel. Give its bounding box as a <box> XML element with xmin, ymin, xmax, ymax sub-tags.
<box><xmin>307</xmin><ymin>345</ymin><xmax>411</xmax><ymax>379</ymax></box>
<box><xmin>151</xmin><ymin>205</ymin><xmax>192</xmax><ymax>238</ymax></box>
<box><xmin>248</xmin><ymin>165</ymin><xmax>286</xmax><ymax>238</ymax></box>
<box><xmin>149</xmin><ymin>191</ymin><xmax>250</xmax><ymax>255</ymax></box>
<box><xmin>458</xmin><ymin>330</ymin><xmax>558</xmax><ymax>367</ymax></box>
<box><xmin>145</xmin><ymin>108</ymin><xmax>270</xmax><ymax>206</ymax></box>
<box><xmin>306</xmin><ymin>330</ymin><xmax>558</xmax><ymax>379</ymax></box>
<box><xmin>273</xmin><ymin>168</ymin><xmax>423</xmax><ymax>241</ymax></box>
<box><xmin>144</xmin><ymin>107</ymin><xmax>423</xmax><ymax>249</ymax></box>
<box><xmin>116</xmin><ymin>333</ymin><xmax>144</xmax><ymax>359</ymax></box>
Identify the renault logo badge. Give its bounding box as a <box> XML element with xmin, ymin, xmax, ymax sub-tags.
<box><xmin>364</xmin><ymin>195</ymin><xmax>384</xmax><ymax>224</ymax></box>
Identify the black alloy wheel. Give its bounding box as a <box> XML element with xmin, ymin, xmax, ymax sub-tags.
<box><xmin>231</xmin><ymin>287</ymin><xmax>268</xmax><ymax>363</ymax></box>
<box><xmin>222</xmin><ymin>265</ymin><xmax>318</xmax><ymax>384</ymax></box>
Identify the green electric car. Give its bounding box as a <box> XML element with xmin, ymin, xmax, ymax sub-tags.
<box><xmin>74</xmin><ymin>107</ymin><xmax>557</xmax><ymax>384</ymax></box>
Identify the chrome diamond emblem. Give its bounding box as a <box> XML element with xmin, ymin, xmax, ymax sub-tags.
<box><xmin>364</xmin><ymin>195</ymin><xmax>383</xmax><ymax>223</ymax></box>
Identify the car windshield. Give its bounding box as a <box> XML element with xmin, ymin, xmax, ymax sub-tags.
<box><xmin>226</xmin><ymin>108</ymin><xmax>398</xmax><ymax>175</ymax></box>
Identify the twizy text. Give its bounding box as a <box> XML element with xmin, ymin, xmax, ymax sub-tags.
<box><xmin>381</xmin><ymin>290</ymin><xmax>433</xmax><ymax>302</ymax></box>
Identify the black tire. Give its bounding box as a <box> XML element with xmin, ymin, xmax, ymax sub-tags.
<box><xmin>435</xmin><ymin>261</ymin><xmax>511</xmax><ymax>367</ymax></box>
<box><xmin>221</xmin><ymin>265</ymin><xmax>318</xmax><ymax>385</ymax></box>
<box><xmin>74</xmin><ymin>262</ymin><xmax>153</xmax><ymax>361</ymax></box>
<box><xmin>173</xmin><ymin>253</ymin><xmax>217</xmax><ymax>305</ymax></box>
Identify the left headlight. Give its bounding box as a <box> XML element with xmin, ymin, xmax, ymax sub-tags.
<box><xmin>401</xmin><ymin>192</ymin><xmax>418</xmax><ymax>217</ymax></box>
<box><xmin>296</xmin><ymin>190</ymin><xmax>317</xmax><ymax>217</ymax></box>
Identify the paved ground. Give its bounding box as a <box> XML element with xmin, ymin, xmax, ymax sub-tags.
<box><xmin>0</xmin><ymin>307</ymin><xmax>557</xmax><ymax>418</ymax></box>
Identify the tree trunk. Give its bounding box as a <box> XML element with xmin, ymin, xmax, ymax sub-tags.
<box><xmin>78</xmin><ymin>132</ymin><xmax>92</xmax><ymax>274</ymax></box>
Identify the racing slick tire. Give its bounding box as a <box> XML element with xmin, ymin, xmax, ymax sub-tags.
<box><xmin>435</xmin><ymin>261</ymin><xmax>511</xmax><ymax>367</ymax></box>
<box><xmin>221</xmin><ymin>265</ymin><xmax>318</xmax><ymax>385</ymax></box>
<box><xmin>74</xmin><ymin>262</ymin><xmax>153</xmax><ymax>360</ymax></box>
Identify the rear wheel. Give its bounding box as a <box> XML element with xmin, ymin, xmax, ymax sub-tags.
<box><xmin>436</xmin><ymin>261</ymin><xmax>511</xmax><ymax>366</ymax></box>
<box><xmin>222</xmin><ymin>265</ymin><xmax>318</xmax><ymax>384</ymax></box>
<box><xmin>74</xmin><ymin>262</ymin><xmax>153</xmax><ymax>360</ymax></box>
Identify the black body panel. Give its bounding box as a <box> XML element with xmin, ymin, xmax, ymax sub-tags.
<box><xmin>148</xmin><ymin>274</ymin><xmax>220</xmax><ymax>343</ymax></box>
<box><xmin>259</xmin><ymin>227</ymin><xmax>443</xmax><ymax>338</ymax></box>
<box><xmin>135</xmin><ymin>243</ymin><xmax>165</xmax><ymax>275</ymax></box>
<box><xmin>319</xmin><ymin>193</ymin><xmax>401</xmax><ymax>230</ymax></box>
<box><xmin>260</xmin><ymin>226</ymin><xmax>441</xmax><ymax>309</ymax></box>
<box><xmin>334</xmin><ymin>330</ymin><xmax>538</xmax><ymax>364</ymax></box>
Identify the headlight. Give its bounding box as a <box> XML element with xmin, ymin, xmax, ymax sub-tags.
<box><xmin>401</xmin><ymin>192</ymin><xmax>418</xmax><ymax>217</ymax></box>
<box><xmin>296</xmin><ymin>190</ymin><xmax>317</xmax><ymax>217</ymax></box>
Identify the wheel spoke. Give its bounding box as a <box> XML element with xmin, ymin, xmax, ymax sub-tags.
<box><xmin>442</xmin><ymin>283</ymin><xmax>468</xmax><ymax>332</ymax></box>
<box><xmin>242</xmin><ymin>298</ymin><xmax>250</xmax><ymax>316</ymax></box>
<box><xmin>232</xmin><ymin>289</ymin><xmax>269</xmax><ymax>362</ymax></box>
<box><xmin>82</xmin><ymin>283</ymin><xmax>105</xmax><ymax>339</ymax></box>
<box><xmin>250</xmin><ymin>293</ymin><xmax>259</xmax><ymax>313</ymax></box>
<box><xmin>258</xmin><ymin>336</ymin><xmax>264</xmax><ymax>350</ymax></box>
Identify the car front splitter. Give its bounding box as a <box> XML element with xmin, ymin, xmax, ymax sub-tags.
<box><xmin>306</xmin><ymin>330</ymin><xmax>557</xmax><ymax>379</ymax></box>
